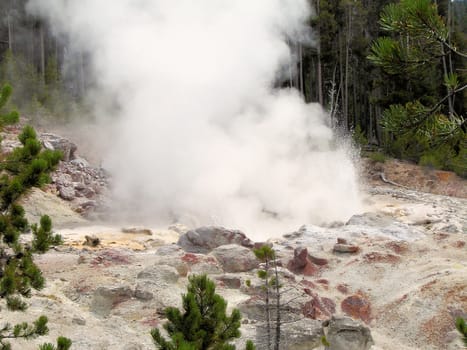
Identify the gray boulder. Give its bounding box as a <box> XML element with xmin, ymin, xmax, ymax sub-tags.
<box><xmin>91</xmin><ymin>285</ymin><xmax>134</xmax><ymax>317</ymax></box>
<box><xmin>137</xmin><ymin>264</ymin><xmax>179</xmax><ymax>284</ymax></box>
<box><xmin>177</xmin><ymin>226</ymin><xmax>253</xmax><ymax>254</ymax></box>
<box><xmin>323</xmin><ymin>316</ymin><xmax>374</xmax><ymax>350</ymax></box>
<box><xmin>41</xmin><ymin>133</ymin><xmax>77</xmax><ymax>162</ymax></box>
<box><xmin>211</xmin><ymin>244</ymin><xmax>258</xmax><ymax>272</ymax></box>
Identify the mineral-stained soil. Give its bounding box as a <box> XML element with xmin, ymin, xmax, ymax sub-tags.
<box><xmin>1</xmin><ymin>128</ymin><xmax>466</xmax><ymax>350</ymax></box>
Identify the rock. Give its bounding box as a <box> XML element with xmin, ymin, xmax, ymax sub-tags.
<box><xmin>341</xmin><ymin>294</ymin><xmax>372</xmax><ymax>324</ymax></box>
<box><xmin>179</xmin><ymin>253</ymin><xmax>222</xmax><ymax>274</ymax></box>
<box><xmin>333</xmin><ymin>243</ymin><xmax>359</xmax><ymax>254</ymax></box>
<box><xmin>134</xmin><ymin>283</ymin><xmax>154</xmax><ymax>301</ymax></box>
<box><xmin>309</xmin><ymin>255</ymin><xmax>328</xmax><ymax>266</ymax></box>
<box><xmin>168</xmin><ymin>223</ymin><xmax>190</xmax><ymax>235</ymax></box>
<box><xmin>279</xmin><ymin>318</ymin><xmax>323</xmax><ymax>350</ymax></box>
<box><xmin>72</xmin><ymin>316</ymin><xmax>86</xmax><ymax>326</ymax></box>
<box><xmin>40</xmin><ymin>133</ymin><xmax>77</xmax><ymax>162</ymax></box>
<box><xmin>59</xmin><ymin>186</ymin><xmax>76</xmax><ymax>201</ymax></box>
<box><xmin>363</xmin><ymin>252</ymin><xmax>401</xmax><ymax>264</ymax></box>
<box><xmin>216</xmin><ymin>275</ymin><xmax>242</xmax><ymax>289</ymax></box>
<box><xmin>177</xmin><ymin>226</ymin><xmax>254</xmax><ymax>254</ymax></box>
<box><xmin>287</xmin><ymin>247</ymin><xmax>319</xmax><ymax>276</ymax></box>
<box><xmin>211</xmin><ymin>244</ymin><xmax>258</xmax><ymax>272</ymax></box>
<box><xmin>303</xmin><ymin>293</ymin><xmax>336</xmax><ymax>320</ymax></box>
<box><xmin>70</xmin><ymin>157</ymin><xmax>90</xmax><ymax>168</ymax></box>
<box><xmin>137</xmin><ymin>264</ymin><xmax>179</xmax><ymax>284</ymax></box>
<box><xmin>91</xmin><ymin>285</ymin><xmax>134</xmax><ymax>317</ymax></box>
<box><xmin>122</xmin><ymin>227</ymin><xmax>153</xmax><ymax>235</ymax></box>
<box><xmin>323</xmin><ymin>316</ymin><xmax>374</xmax><ymax>350</ymax></box>
<box><xmin>84</xmin><ymin>235</ymin><xmax>100</xmax><ymax>247</ymax></box>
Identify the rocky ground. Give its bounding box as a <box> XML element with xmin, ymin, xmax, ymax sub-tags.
<box><xmin>0</xmin><ymin>127</ymin><xmax>466</xmax><ymax>350</ymax></box>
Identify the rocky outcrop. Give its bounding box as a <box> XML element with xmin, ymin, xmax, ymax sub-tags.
<box><xmin>323</xmin><ymin>316</ymin><xmax>374</xmax><ymax>350</ymax></box>
<box><xmin>41</xmin><ymin>132</ymin><xmax>77</xmax><ymax>162</ymax></box>
<box><xmin>211</xmin><ymin>244</ymin><xmax>258</xmax><ymax>273</ymax></box>
<box><xmin>287</xmin><ymin>247</ymin><xmax>319</xmax><ymax>276</ymax></box>
<box><xmin>91</xmin><ymin>285</ymin><xmax>134</xmax><ymax>317</ymax></box>
<box><xmin>178</xmin><ymin>226</ymin><xmax>254</xmax><ymax>253</ymax></box>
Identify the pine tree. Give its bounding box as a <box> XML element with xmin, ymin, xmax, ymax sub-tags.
<box><xmin>368</xmin><ymin>0</ymin><xmax>466</xmax><ymax>173</ymax></box>
<box><xmin>151</xmin><ymin>274</ymin><xmax>255</xmax><ymax>350</ymax></box>
<box><xmin>0</xmin><ymin>83</ymin><xmax>71</xmax><ymax>349</ymax></box>
<box><xmin>253</xmin><ymin>246</ymin><xmax>283</xmax><ymax>350</ymax></box>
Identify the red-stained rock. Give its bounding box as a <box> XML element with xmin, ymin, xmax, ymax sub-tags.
<box><xmin>303</xmin><ymin>293</ymin><xmax>336</xmax><ymax>320</ymax></box>
<box><xmin>337</xmin><ymin>238</ymin><xmax>348</xmax><ymax>244</ymax></box>
<box><xmin>309</xmin><ymin>255</ymin><xmax>328</xmax><ymax>266</ymax></box>
<box><xmin>303</xmin><ymin>262</ymin><xmax>319</xmax><ymax>276</ymax></box>
<box><xmin>300</xmin><ymin>279</ymin><xmax>317</xmax><ymax>290</ymax></box>
<box><xmin>333</xmin><ymin>243</ymin><xmax>359</xmax><ymax>253</ymax></box>
<box><xmin>453</xmin><ymin>240</ymin><xmax>465</xmax><ymax>248</ymax></box>
<box><xmin>181</xmin><ymin>253</ymin><xmax>200</xmax><ymax>263</ymax></box>
<box><xmin>288</xmin><ymin>247</ymin><xmax>319</xmax><ymax>276</ymax></box>
<box><xmin>341</xmin><ymin>294</ymin><xmax>372</xmax><ymax>323</ymax></box>
<box><xmin>337</xmin><ymin>283</ymin><xmax>349</xmax><ymax>294</ymax></box>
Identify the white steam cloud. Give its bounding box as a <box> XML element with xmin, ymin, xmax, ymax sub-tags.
<box><xmin>27</xmin><ymin>0</ymin><xmax>362</xmax><ymax>238</ymax></box>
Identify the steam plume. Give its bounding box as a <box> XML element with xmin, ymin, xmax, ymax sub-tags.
<box><xmin>27</xmin><ymin>0</ymin><xmax>362</xmax><ymax>238</ymax></box>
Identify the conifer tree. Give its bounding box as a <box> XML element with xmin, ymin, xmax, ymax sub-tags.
<box><xmin>253</xmin><ymin>246</ymin><xmax>282</xmax><ymax>350</ymax></box>
<box><xmin>151</xmin><ymin>274</ymin><xmax>255</xmax><ymax>350</ymax></box>
<box><xmin>368</xmin><ymin>0</ymin><xmax>466</xmax><ymax>173</ymax></box>
<box><xmin>0</xmin><ymin>83</ymin><xmax>71</xmax><ymax>349</ymax></box>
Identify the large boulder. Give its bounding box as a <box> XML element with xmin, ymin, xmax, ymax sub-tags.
<box><xmin>323</xmin><ymin>316</ymin><xmax>374</xmax><ymax>350</ymax></box>
<box><xmin>41</xmin><ymin>133</ymin><xmax>77</xmax><ymax>162</ymax></box>
<box><xmin>177</xmin><ymin>226</ymin><xmax>253</xmax><ymax>254</ymax></box>
<box><xmin>211</xmin><ymin>244</ymin><xmax>258</xmax><ymax>272</ymax></box>
<box><xmin>91</xmin><ymin>285</ymin><xmax>134</xmax><ymax>317</ymax></box>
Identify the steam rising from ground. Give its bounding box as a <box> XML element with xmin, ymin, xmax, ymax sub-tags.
<box><xmin>28</xmin><ymin>0</ymin><xmax>362</xmax><ymax>238</ymax></box>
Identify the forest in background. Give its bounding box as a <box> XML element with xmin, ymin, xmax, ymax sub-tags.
<box><xmin>0</xmin><ymin>0</ymin><xmax>466</xmax><ymax>176</ymax></box>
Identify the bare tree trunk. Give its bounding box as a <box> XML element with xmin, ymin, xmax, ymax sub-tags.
<box><xmin>7</xmin><ymin>13</ymin><xmax>13</xmax><ymax>52</ymax></box>
<box><xmin>343</xmin><ymin>3</ymin><xmax>352</xmax><ymax>131</ymax></box>
<box><xmin>316</xmin><ymin>0</ymin><xmax>324</xmax><ymax>105</ymax></box>
<box><xmin>40</xmin><ymin>23</ymin><xmax>46</xmax><ymax>83</ymax></box>
<box><xmin>299</xmin><ymin>43</ymin><xmax>304</xmax><ymax>96</ymax></box>
<box><xmin>287</xmin><ymin>39</ymin><xmax>294</xmax><ymax>88</ymax></box>
<box><xmin>79</xmin><ymin>51</ymin><xmax>86</xmax><ymax>98</ymax></box>
<box><xmin>265</xmin><ymin>259</ymin><xmax>271</xmax><ymax>350</ymax></box>
<box><xmin>273</xmin><ymin>259</ymin><xmax>281</xmax><ymax>350</ymax></box>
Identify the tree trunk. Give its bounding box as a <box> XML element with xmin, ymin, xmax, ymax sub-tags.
<box><xmin>299</xmin><ymin>43</ymin><xmax>304</xmax><ymax>96</ymax></box>
<box><xmin>343</xmin><ymin>3</ymin><xmax>352</xmax><ymax>131</ymax></box>
<box><xmin>40</xmin><ymin>23</ymin><xmax>46</xmax><ymax>83</ymax></box>
<box><xmin>273</xmin><ymin>260</ymin><xmax>281</xmax><ymax>350</ymax></box>
<box><xmin>316</xmin><ymin>0</ymin><xmax>324</xmax><ymax>106</ymax></box>
<box><xmin>7</xmin><ymin>13</ymin><xmax>13</xmax><ymax>52</ymax></box>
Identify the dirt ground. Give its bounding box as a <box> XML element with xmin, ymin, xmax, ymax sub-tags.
<box><xmin>360</xmin><ymin>157</ymin><xmax>467</xmax><ymax>199</ymax></box>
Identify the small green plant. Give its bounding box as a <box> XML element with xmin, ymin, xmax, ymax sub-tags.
<box><xmin>368</xmin><ymin>152</ymin><xmax>387</xmax><ymax>163</ymax></box>
<box><xmin>38</xmin><ymin>336</ymin><xmax>73</xmax><ymax>350</ymax></box>
<box><xmin>245</xmin><ymin>279</ymin><xmax>251</xmax><ymax>287</ymax></box>
<box><xmin>352</xmin><ymin>124</ymin><xmax>368</xmax><ymax>148</ymax></box>
<box><xmin>456</xmin><ymin>317</ymin><xmax>467</xmax><ymax>347</ymax></box>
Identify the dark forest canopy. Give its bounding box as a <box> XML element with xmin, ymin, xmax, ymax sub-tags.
<box><xmin>0</xmin><ymin>0</ymin><xmax>466</xmax><ymax>175</ymax></box>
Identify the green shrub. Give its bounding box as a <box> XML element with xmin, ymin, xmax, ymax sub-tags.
<box><xmin>151</xmin><ymin>274</ymin><xmax>254</xmax><ymax>350</ymax></box>
<box><xmin>368</xmin><ymin>152</ymin><xmax>387</xmax><ymax>163</ymax></box>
